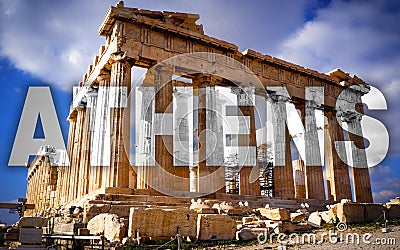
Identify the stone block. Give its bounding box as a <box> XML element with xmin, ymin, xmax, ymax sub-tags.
<box><xmin>242</xmin><ymin>216</ymin><xmax>256</xmax><ymax>224</ymax></box>
<box><xmin>53</xmin><ymin>223</ymin><xmax>85</xmax><ymax>235</ymax></box>
<box><xmin>264</xmin><ymin>221</ymin><xmax>311</xmax><ymax>234</ymax></box>
<box><xmin>197</xmin><ymin>214</ymin><xmax>236</xmax><ymax>240</ymax></box>
<box><xmin>84</xmin><ymin>204</ymin><xmax>111</xmax><ymax>222</ymax></box>
<box><xmin>190</xmin><ymin>202</ymin><xmax>211</xmax><ymax>212</ymax></box>
<box><xmin>257</xmin><ymin>208</ymin><xmax>290</xmax><ymax>221</ymax></box>
<box><xmin>219</xmin><ymin>203</ymin><xmax>243</xmax><ymax>215</ymax></box>
<box><xmin>388</xmin><ymin>204</ymin><xmax>400</xmax><ymax>219</ymax></box>
<box><xmin>364</xmin><ymin>204</ymin><xmax>384</xmax><ymax>222</ymax></box>
<box><xmin>19</xmin><ymin>217</ymin><xmax>48</xmax><ymax>228</ymax></box>
<box><xmin>308</xmin><ymin>212</ymin><xmax>322</xmax><ymax>227</ymax></box>
<box><xmin>19</xmin><ymin>228</ymin><xmax>42</xmax><ymax>245</ymax></box>
<box><xmin>128</xmin><ymin>208</ymin><xmax>197</xmax><ymax>240</ymax></box>
<box><xmin>87</xmin><ymin>213</ymin><xmax>125</xmax><ymax>243</ymax></box>
<box><xmin>290</xmin><ymin>212</ymin><xmax>307</xmax><ymax>223</ymax></box>
<box><xmin>336</xmin><ymin>203</ymin><xmax>365</xmax><ymax>223</ymax></box>
<box><xmin>320</xmin><ymin>210</ymin><xmax>336</xmax><ymax>224</ymax></box>
<box><xmin>109</xmin><ymin>205</ymin><xmax>132</xmax><ymax>218</ymax></box>
<box><xmin>197</xmin><ymin>208</ymin><xmax>216</xmax><ymax>214</ymax></box>
<box><xmin>236</xmin><ymin>228</ymin><xmax>265</xmax><ymax>241</ymax></box>
<box><xmin>280</xmin><ymin>222</ymin><xmax>312</xmax><ymax>233</ymax></box>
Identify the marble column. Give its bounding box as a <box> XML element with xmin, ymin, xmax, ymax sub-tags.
<box><xmin>136</xmin><ymin>86</ymin><xmax>155</xmax><ymax>189</ymax></box>
<box><xmin>79</xmin><ymin>87</ymin><xmax>98</xmax><ymax>197</ymax></box>
<box><xmin>342</xmin><ymin>111</ymin><xmax>373</xmax><ymax>203</ymax></box>
<box><xmin>293</xmin><ymin>159</ymin><xmax>306</xmax><ymax>198</ymax></box>
<box><xmin>70</xmin><ymin>102</ymin><xmax>86</xmax><ymax>201</ymax></box>
<box><xmin>304</xmin><ymin>99</ymin><xmax>325</xmax><ymax>200</ymax></box>
<box><xmin>89</xmin><ymin>74</ymin><xmax>111</xmax><ymax>191</ymax></box>
<box><xmin>63</xmin><ymin>117</ymin><xmax>76</xmax><ymax>203</ymax></box>
<box><xmin>194</xmin><ymin>74</ymin><xmax>225</xmax><ymax>194</ymax></box>
<box><xmin>231</xmin><ymin>86</ymin><xmax>260</xmax><ymax>195</ymax></box>
<box><xmin>325</xmin><ymin>109</ymin><xmax>352</xmax><ymax>201</ymax></box>
<box><xmin>109</xmin><ymin>54</ymin><xmax>131</xmax><ymax>188</ymax></box>
<box><xmin>173</xmin><ymin>88</ymin><xmax>191</xmax><ymax>191</ymax></box>
<box><xmin>153</xmin><ymin>65</ymin><xmax>174</xmax><ymax>193</ymax></box>
<box><xmin>268</xmin><ymin>92</ymin><xmax>295</xmax><ymax>198</ymax></box>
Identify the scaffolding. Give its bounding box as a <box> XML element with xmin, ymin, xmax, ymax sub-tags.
<box><xmin>224</xmin><ymin>144</ymin><xmax>274</xmax><ymax>196</ymax></box>
<box><xmin>224</xmin><ymin>153</ymin><xmax>239</xmax><ymax>194</ymax></box>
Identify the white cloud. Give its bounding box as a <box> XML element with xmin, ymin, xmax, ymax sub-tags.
<box><xmin>0</xmin><ymin>0</ymin><xmax>309</xmax><ymax>90</ymax></box>
<box><xmin>373</xmin><ymin>190</ymin><xmax>398</xmax><ymax>204</ymax></box>
<box><xmin>370</xmin><ymin>165</ymin><xmax>400</xmax><ymax>202</ymax></box>
<box><xmin>0</xmin><ymin>0</ymin><xmax>118</xmax><ymax>90</ymax></box>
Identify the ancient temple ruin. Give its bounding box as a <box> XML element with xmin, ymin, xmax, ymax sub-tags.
<box><xmin>25</xmin><ymin>2</ymin><xmax>373</xmax><ymax>217</ymax></box>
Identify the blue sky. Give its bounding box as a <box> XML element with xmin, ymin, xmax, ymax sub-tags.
<box><xmin>0</xmin><ymin>0</ymin><xmax>399</xmax><ymax>224</ymax></box>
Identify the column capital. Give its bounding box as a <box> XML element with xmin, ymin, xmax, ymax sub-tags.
<box><xmin>96</xmin><ymin>74</ymin><xmax>111</xmax><ymax>83</ymax></box>
<box><xmin>340</xmin><ymin>110</ymin><xmax>363</xmax><ymax>123</ymax></box>
<box><xmin>268</xmin><ymin>92</ymin><xmax>290</xmax><ymax>103</ymax></box>
<box><xmin>231</xmin><ymin>86</ymin><xmax>255</xmax><ymax>106</ymax></box>
<box><xmin>173</xmin><ymin>88</ymin><xmax>191</xmax><ymax>99</ymax></box>
<box><xmin>305</xmin><ymin>99</ymin><xmax>323</xmax><ymax>109</ymax></box>
<box><xmin>138</xmin><ymin>86</ymin><xmax>155</xmax><ymax>96</ymax></box>
<box><xmin>85</xmin><ymin>86</ymin><xmax>98</xmax><ymax>98</ymax></box>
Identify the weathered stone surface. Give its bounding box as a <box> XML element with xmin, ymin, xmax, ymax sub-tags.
<box><xmin>19</xmin><ymin>228</ymin><xmax>42</xmax><ymax>244</ymax></box>
<box><xmin>364</xmin><ymin>204</ymin><xmax>384</xmax><ymax>222</ymax></box>
<box><xmin>219</xmin><ymin>202</ymin><xmax>243</xmax><ymax>215</ymax></box>
<box><xmin>242</xmin><ymin>216</ymin><xmax>256</xmax><ymax>224</ymax></box>
<box><xmin>128</xmin><ymin>208</ymin><xmax>197</xmax><ymax>240</ymax></box>
<box><xmin>84</xmin><ymin>204</ymin><xmax>111</xmax><ymax>222</ymax></box>
<box><xmin>197</xmin><ymin>214</ymin><xmax>236</xmax><ymax>240</ymax></box>
<box><xmin>281</xmin><ymin>222</ymin><xmax>312</xmax><ymax>233</ymax></box>
<box><xmin>53</xmin><ymin>222</ymin><xmax>85</xmax><ymax>235</ymax></box>
<box><xmin>19</xmin><ymin>217</ymin><xmax>48</xmax><ymax>228</ymax></box>
<box><xmin>236</xmin><ymin>228</ymin><xmax>265</xmax><ymax>241</ymax></box>
<box><xmin>109</xmin><ymin>205</ymin><xmax>132</xmax><ymax>218</ymax></box>
<box><xmin>290</xmin><ymin>212</ymin><xmax>306</xmax><ymax>223</ymax></box>
<box><xmin>308</xmin><ymin>212</ymin><xmax>322</xmax><ymax>227</ymax></box>
<box><xmin>388</xmin><ymin>204</ymin><xmax>400</xmax><ymax>219</ymax></box>
<box><xmin>264</xmin><ymin>220</ymin><xmax>311</xmax><ymax>234</ymax></box>
<box><xmin>190</xmin><ymin>202</ymin><xmax>215</xmax><ymax>214</ymax></box>
<box><xmin>336</xmin><ymin>203</ymin><xmax>365</xmax><ymax>223</ymax></box>
<box><xmin>87</xmin><ymin>213</ymin><xmax>125</xmax><ymax>242</ymax></box>
<box><xmin>257</xmin><ymin>208</ymin><xmax>290</xmax><ymax>221</ymax></box>
<box><xmin>319</xmin><ymin>210</ymin><xmax>336</xmax><ymax>224</ymax></box>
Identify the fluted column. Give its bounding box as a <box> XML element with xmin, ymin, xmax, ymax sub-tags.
<box><xmin>136</xmin><ymin>86</ymin><xmax>155</xmax><ymax>189</ymax></box>
<box><xmin>194</xmin><ymin>74</ymin><xmax>225</xmax><ymax>194</ymax></box>
<box><xmin>88</xmin><ymin>74</ymin><xmax>111</xmax><ymax>191</ymax></box>
<box><xmin>269</xmin><ymin>93</ymin><xmax>295</xmax><ymax>198</ymax></box>
<box><xmin>293</xmin><ymin>159</ymin><xmax>306</xmax><ymax>198</ymax></box>
<box><xmin>231</xmin><ymin>86</ymin><xmax>260</xmax><ymax>195</ymax></box>
<box><xmin>152</xmin><ymin>65</ymin><xmax>174</xmax><ymax>193</ymax></box>
<box><xmin>325</xmin><ymin>109</ymin><xmax>352</xmax><ymax>201</ymax></box>
<box><xmin>304</xmin><ymin>99</ymin><xmax>325</xmax><ymax>200</ymax></box>
<box><xmin>78</xmin><ymin>87</ymin><xmax>98</xmax><ymax>197</ymax></box>
<box><xmin>342</xmin><ymin>111</ymin><xmax>373</xmax><ymax>203</ymax></box>
<box><xmin>109</xmin><ymin>54</ymin><xmax>131</xmax><ymax>188</ymax></box>
<box><xmin>173</xmin><ymin>88</ymin><xmax>191</xmax><ymax>191</ymax></box>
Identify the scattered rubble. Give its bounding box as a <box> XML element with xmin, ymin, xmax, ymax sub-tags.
<box><xmin>197</xmin><ymin>214</ymin><xmax>236</xmax><ymax>240</ymax></box>
<box><xmin>257</xmin><ymin>207</ymin><xmax>291</xmax><ymax>221</ymax></box>
<box><xmin>290</xmin><ymin>212</ymin><xmax>307</xmax><ymax>223</ymax></box>
<box><xmin>87</xmin><ymin>213</ymin><xmax>126</xmax><ymax>243</ymax></box>
<box><xmin>307</xmin><ymin>212</ymin><xmax>322</xmax><ymax>227</ymax></box>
